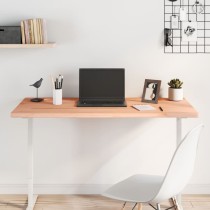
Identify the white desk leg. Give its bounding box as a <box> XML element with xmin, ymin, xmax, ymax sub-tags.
<box><xmin>176</xmin><ymin>118</ymin><xmax>183</xmax><ymax>210</ymax></box>
<box><xmin>177</xmin><ymin>118</ymin><xmax>182</xmax><ymax>146</ymax></box>
<box><xmin>27</xmin><ymin>119</ymin><xmax>38</xmax><ymax>210</ymax></box>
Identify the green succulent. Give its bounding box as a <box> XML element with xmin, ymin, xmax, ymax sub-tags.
<box><xmin>168</xmin><ymin>79</ymin><xmax>183</xmax><ymax>89</ymax></box>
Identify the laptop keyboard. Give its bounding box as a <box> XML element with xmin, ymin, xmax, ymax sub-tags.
<box><xmin>77</xmin><ymin>100</ymin><xmax>127</xmax><ymax>107</ymax></box>
<box><xmin>82</xmin><ymin>101</ymin><xmax>123</xmax><ymax>104</ymax></box>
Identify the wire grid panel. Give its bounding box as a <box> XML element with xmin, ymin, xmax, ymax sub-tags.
<box><xmin>164</xmin><ymin>0</ymin><xmax>210</xmax><ymax>53</ymax></box>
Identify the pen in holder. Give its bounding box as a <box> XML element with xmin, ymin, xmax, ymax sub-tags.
<box><xmin>51</xmin><ymin>74</ymin><xmax>64</xmax><ymax>105</ymax></box>
<box><xmin>53</xmin><ymin>89</ymin><xmax>62</xmax><ymax>105</ymax></box>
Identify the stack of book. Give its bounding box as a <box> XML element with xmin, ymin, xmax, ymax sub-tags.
<box><xmin>21</xmin><ymin>19</ymin><xmax>48</xmax><ymax>44</ymax></box>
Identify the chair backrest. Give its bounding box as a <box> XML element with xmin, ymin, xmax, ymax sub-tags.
<box><xmin>153</xmin><ymin>124</ymin><xmax>204</xmax><ymax>203</ymax></box>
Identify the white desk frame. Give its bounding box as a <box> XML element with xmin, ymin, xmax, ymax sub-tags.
<box><xmin>26</xmin><ymin>118</ymin><xmax>183</xmax><ymax>210</ymax></box>
<box><xmin>176</xmin><ymin>118</ymin><xmax>183</xmax><ymax>208</ymax></box>
<box><xmin>11</xmin><ymin>97</ymin><xmax>197</xmax><ymax>210</ymax></box>
<box><xmin>27</xmin><ymin>119</ymin><xmax>38</xmax><ymax>210</ymax></box>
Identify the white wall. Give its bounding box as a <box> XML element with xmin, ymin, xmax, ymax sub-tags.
<box><xmin>0</xmin><ymin>0</ymin><xmax>209</xmax><ymax>194</ymax></box>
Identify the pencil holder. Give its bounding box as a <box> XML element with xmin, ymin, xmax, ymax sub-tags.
<box><xmin>53</xmin><ymin>89</ymin><xmax>62</xmax><ymax>105</ymax></box>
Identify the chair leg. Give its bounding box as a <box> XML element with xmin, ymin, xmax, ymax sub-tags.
<box><xmin>121</xmin><ymin>202</ymin><xmax>126</xmax><ymax>210</ymax></box>
<box><xmin>171</xmin><ymin>197</ymin><xmax>183</xmax><ymax>210</ymax></box>
<box><xmin>132</xmin><ymin>203</ymin><xmax>137</xmax><ymax>210</ymax></box>
<box><xmin>157</xmin><ymin>203</ymin><xmax>161</xmax><ymax>210</ymax></box>
<box><xmin>138</xmin><ymin>203</ymin><xmax>142</xmax><ymax>210</ymax></box>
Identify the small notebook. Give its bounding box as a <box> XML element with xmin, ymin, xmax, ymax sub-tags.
<box><xmin>132</xmin><ymin>104</ymin><xmax>155</xmax><ymax>111</ymax></box>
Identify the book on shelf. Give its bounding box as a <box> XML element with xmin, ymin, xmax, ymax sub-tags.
<box><xmin>21</xmin><ymin>18</ymin><xmax>48</xmax><ymax>44</ymax></box>
<box><xmin>20</xmin><ymin>21</ymin><xmax>25</xmax><ymax>44</ymax></box>
<box><xmin>23</xmin><ymin>20</ymin><xmax>30</xmax><ymax>44</ymax></box>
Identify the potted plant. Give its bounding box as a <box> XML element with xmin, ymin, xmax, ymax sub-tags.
<box><xmin>168</xmin><ymin>79</ymin><xmax>183</xmax><ymax>101</ymax></box>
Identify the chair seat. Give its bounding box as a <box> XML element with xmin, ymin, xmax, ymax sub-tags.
<box><xmin>103</xmin><ymin>174</ymin><xmax>164</xmax><ymax>203</ymax></box>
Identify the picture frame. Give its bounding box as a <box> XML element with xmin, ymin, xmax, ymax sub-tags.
<box><xmin>142</xmin><ymin>79</ymin><xmax>161</xmax><ymax>104</ymax></box>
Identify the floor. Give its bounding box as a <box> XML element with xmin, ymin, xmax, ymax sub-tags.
<box><xmin>0</xmin><ymin>195</ymin><xmax>209</xmax><ymax>210</ymax></box>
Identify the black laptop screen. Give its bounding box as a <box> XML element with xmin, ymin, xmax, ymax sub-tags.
<box><xmin>79</xmin><ymin>68</ymin><xmax>125</xmax><ymax>100</ymax></box>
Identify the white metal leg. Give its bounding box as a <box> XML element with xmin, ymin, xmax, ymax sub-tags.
<box><xmin>176</xmin><ymin>118</ymin><xmax>182</xmax><ymax>207</ymax></box>
<box><xmin>157</xmin><ymin>203</ymin><xmax>161</xmax><ymax>210</ymax></box>
<box><xmin>176</xmin><ymin>118</ymin><xmax>182</xmax><ymax>146</ymax></box>
<box><xmin>172</xmin><ymin>197</ymin><xmax>183</xmax><ymax>210</ymax></box>
<box><xmin>27</xmin><ymin>119</ymin><xmax>38</xmax><ymax>210</ymax></box>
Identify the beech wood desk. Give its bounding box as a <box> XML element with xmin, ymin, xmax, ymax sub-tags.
<box><xmin>11</xmin><ymin>98</ymin><xmax>198</xmax><ymax>210</ymax></box>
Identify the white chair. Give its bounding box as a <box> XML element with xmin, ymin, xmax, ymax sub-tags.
<box><xmin>103</xmin><ymin>124</ymin><xmax>204</xmax><ymax>210</ymax></box>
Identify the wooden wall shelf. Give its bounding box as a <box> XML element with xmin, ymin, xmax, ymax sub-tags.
<box><xmin>0</xmin><ymin>43</ymin><xmax>56</xmax><ymax>48</ymax></box>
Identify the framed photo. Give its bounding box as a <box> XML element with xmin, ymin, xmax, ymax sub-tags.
<box><xmin>142</xmin><ymin>79</ymin><xmax>161</xmax><ymax>104</ymax></box>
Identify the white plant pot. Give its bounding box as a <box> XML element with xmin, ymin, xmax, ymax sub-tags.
<box><xmin>168</xmin><ymin>88</ymin><xmax>183</xmax><ymax>101</ymax></box>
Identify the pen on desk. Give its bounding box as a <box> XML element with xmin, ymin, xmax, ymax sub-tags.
<box><xmin>159</xmin><ymin>106</ymin><xmax>163</xmax><ymax>112</ymax></box>
<box><xmin>132</xmin><ymin>106</ymin><xmax>140</xmax><ymax>111</ymax></box>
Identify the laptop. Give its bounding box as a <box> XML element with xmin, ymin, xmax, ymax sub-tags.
<box><xmin>77</xmin><ymin>68</ymin><xmax>127</xmax><ymax>107</ymax></box>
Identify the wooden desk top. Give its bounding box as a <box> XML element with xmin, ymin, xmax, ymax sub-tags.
<box><xmin>11</xmin><ymin>98</ymin><xmax>198</xmax><ymax>118</ymax></box>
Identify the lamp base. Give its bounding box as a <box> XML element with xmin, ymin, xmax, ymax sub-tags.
<box><xmin>31</xmin><ymin>98</ymin><xmax>43</xmax><ymax>102</ymax></box>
